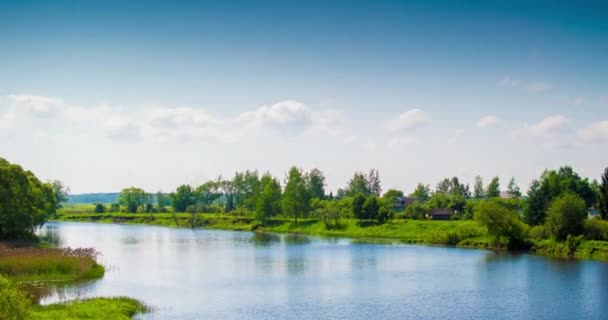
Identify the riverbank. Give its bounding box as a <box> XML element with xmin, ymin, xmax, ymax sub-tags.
<box><xmin>0</xmin><ymin>243</ymin><xmax>147</xmax><ymax>319</ymax></box>
<box><xmin>56</xmin><ymin>212</ymin><xmax>608</xmax><ymax>262</ymax></box>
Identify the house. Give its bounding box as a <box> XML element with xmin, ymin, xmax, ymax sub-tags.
<box><xmin>429</xmin><ymin>208</ymin><xmax>453</xmax><ymax>220</ymax></box>
<box><xmin>588</xmin><ymin>207</ymin><xmax>599</xmax><ymax>219</ymax></box>
<box><xmin>392</xmin><ymin>196</ymin><xmax>417</xmax><ymax>212</ymax></box>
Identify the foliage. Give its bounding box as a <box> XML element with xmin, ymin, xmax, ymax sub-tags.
<box><xmin>376</xmin><ymin>201</ymin><xmax>394</xmax><ymax>224</ymax></box>
<box><xmin>382</xmin><ymin>189</ymin><xmax>403</xmax><ymax>207</ymax></box>
<box><xmin>545</xmin><ymin>192</ymin><xmax>587</xmax><ymax>241</ymax></box>
<box><xmin>410</xmin><ymin>183</ymin><xmax>431</xmax><ymax>202</ymax></box>
<box><xmin>363</xmin><ymin>196</ymin><xmax>379</xmax><ymax>221</ymax></box>
<box><xmin>282</xmin><ymin>167</ymin><xmax>310</xmax><ymax>223</ymax></box>
<box><xmin>118</xmin><ymin>187</ymin><xmax>150</xmax><ymax>213</ymax></box>
<box><xmin>346</xmin><ymin>172</ymin><xmax>371</xmax><ymax>196</ymax></box>
<box><xmin>474</xmin><ymin>200</ymin><xmax>529</xmax><ymax>249</ymax></box>
<box><xmin>312</xmin><ymin>199</ymin><xmax>347</xmax><ymax>228</ymax></box>
<box><xmin>367</xmin><ymin>169</ymin><xmax>382</xmax><ymax>196</ymax></box>
<box><xmin>600</xmin><ymin>166</ymin><xmax>608</xmax><ymax>219</ymax></box>
<box><xmin>403</xmin><ymin>200</ymin><xmax>428</xmax><ymax>219</ymax></box>
<box><xmin>486</xmin><ymin>177</ymin><xmax>500</xmax><ymax>198</ymax></box>
<box><xmin>305</xmin><ymin>168</ymin><xmax>326</xmax><ymax>200</ymax></box>
<box><xmin>0</xmin><ymin>157</ymin><xmax>57</xmax><ymax>240</ymax></box>
<box><xmin>507</xmin><ymin>177</ymin><xmax>521</xmax><ymax>198</ymax></box>
<box><xmin>473</xmin><ymin>176</ymin><xmax>485</xmax><ymax>199</ymax></box>
<box><xmin>352</xmin><ymin>193</ymin><xmax>366</xmax><ymax>221</ymax></box>
<box><xmin>255</xmin><ymin>174</ymin><xmax>282</xmax><ymax>222</ymax></box>
<box><xmin>170</xmin><ymin>184</ymin><xmax>195</xmax><ymax>213</ymax></box>
<box><xmin>529</xmin><ymin>225</ymin><xmax>549</xmax><ymax>241</ymax></box>
<box><xmin>50</xmin><ymin>180</ymin><xmax>70</xmax><ymax>209</ymax></box>
<box><xmin>94</xmin><ymin>203</ymin><xmax>106</xmax><ymax>213</ymax></box>
<box><xmin>0</xmin><ymin>275</ymin><xmax>30</xmax><ymax>320</ymax></box>
<box><xmin>30</xmin><ymin>297</ymin><xmax>147</xmax><ymax>320</ymax></box>
<box><xmin>584</xmin><ymin>218</ymin><xmax>608</xmax><ymax>241</ymax></box>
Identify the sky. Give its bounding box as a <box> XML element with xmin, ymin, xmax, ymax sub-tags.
<box><xmin>0</xmin><ymin>0</ymin><xmax>607</xmax><ymax>194</ymax></box>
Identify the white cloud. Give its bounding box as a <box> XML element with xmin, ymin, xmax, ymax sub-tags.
<box><xmin>498</xmin><ymin>76</ymin><xmax>520</xmax><ymax>87</ymax></box>
<box><xmin>527</xmin><ymin>115</ymin><xmax>569</xmax><ymax>137</ymax></box>
<box><xmin>477</xmin><ymin>115</ymin><xmax>500</xmax><ymax>128</ymax></box>
<box><xmin>8</xmin><ymin>94</ymin><xmax>63</xmax><ymax>118</ymax></box>
<box><xmin>526</xmin><ymin>82</ymin><xmax>552</xmax><ymax>93</ymax></box>
<box><xmin>387</xmin><ymin>109</ymin><xmax>431</xmax><ymax>132</ymax></box>
<box><xmin>578</xmin><ymin>121</ymin><xmax>608</xmax><ymax>143</ymax></box>
<box><xmin>574</xmin><ymin>97</ymin><xmax>585</xmax><ymax>106</ymax></box>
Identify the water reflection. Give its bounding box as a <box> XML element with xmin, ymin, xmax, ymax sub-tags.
<box><xmin>35</xmin><ymin>222</ymin><xmax>608</xmax><ymax>320</ymax></box>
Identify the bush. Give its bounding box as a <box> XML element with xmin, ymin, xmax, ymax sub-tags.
<box><xmin>584</xmin><ymin>219</ymin><xmax>608</xmax><ymax>241</ymax></box>
<box><xmin>545</xmin><ymin>193</ymin><xmax>587</xmax><ymax>240</ymax></box>
<box><xmin>0</xmin><ymin>276</ymin><xmax>30</xmax><ymax>320</ymax></box>
<box><xmin>529</xmin><ymin>225</ymin><xmax>549</xmax><ymax>241</ymax></box>
<box><xmin>474</xmin><ymin>200</ymin><xmax>530</xmax><ymax>249</ymax></box>
<box><xmin>94</xmin><ymin>203</ymin><xmax>106</xmax><ymax>213</ymax></box>
<box><xmin>403</xmin><ymin>201</ymin><xmax>427</xmax><ymax>220</ymax></box>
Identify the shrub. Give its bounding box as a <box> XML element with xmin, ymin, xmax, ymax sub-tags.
<box><xmin>0</xmin><ymin>276</ymin><xmax>30</xmax><ymax>320</ymax></box>
<box><xmin>545</xmin><ymin>193</ymin><xmax>587</xmax><ymax>241</ymax></box>
<box><xmin>474</xmin><ymin>200</ymin><xmax>529</xmax><ymax>249</ymax></box>
<box><xmin>94</xmin><ymin>203</ymin><xmax>106</xmax><ymax>213</ymax></box>
<box><xmin>529</xmin><ymin>225</ymin><xmax>549</xmax><ymax>241</ymax></box>
<box><xmin>584</xmin><ymin>218</ymin><xmax>608</xmax><ymax>241</ymax></box>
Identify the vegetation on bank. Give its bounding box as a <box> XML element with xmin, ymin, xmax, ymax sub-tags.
<box><xmin>0</xmin><ymin>244</ymin><xmax>104</xmax><ymax>283</ymax></box>
<box><xmin>0</xmin><ymin>276</ymin><xmax>145</xmax><ymax>320</ymax></box>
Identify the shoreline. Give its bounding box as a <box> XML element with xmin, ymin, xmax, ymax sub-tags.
<box><xmin>53</xmin><ymin>213</ymin><xmax>608</xmax><ymax>262</ymax></box>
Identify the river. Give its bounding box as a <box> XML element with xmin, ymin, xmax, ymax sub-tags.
<box><xmin>37</xmin><ymin>222</ymin><xmax>608</xmax><ymax>319</ymax></box>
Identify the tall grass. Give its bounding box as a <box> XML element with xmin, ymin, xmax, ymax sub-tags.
<box><xmin>0</xmin><ymin>244</ymin><xmax>104</xmax><ymax>282</ymax></box>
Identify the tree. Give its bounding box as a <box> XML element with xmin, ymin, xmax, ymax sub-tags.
<box><xmin>473</xmin><ymin>176</ymin><xmax>485</xmax><ymax>199</ymax></box>
<box><xmin>367</xmin><ymin>169</ymin><xmax>382</xmax><ymax>196</ymax></box>
<box><xmin>363</xmin><ymin>196</ymin><xmax>379</xmax><ymax>221</ymax></box>
<box><xmin>312</xmin><ymin>199</ymin><xmax>345</xmax><ymax>228</ymax></box>
<box><xmin>376</xmin><ymin>200</ymin><xmax>393</xmax><ymax>224</ymax></box>
<box><xmin>232</xmin><ymin>170</ymin><xmax>261</xmax><ymax>210</ymax></box>
<box><xmin>346</xmin><ymin>172</ymin><xmax>371</xmax><ymax>196</ymax></box>
<box><xmin>306</xmin><ymin>168</ymin><xmax>326</xmax><ymax>200</ymax></box>
<box><xmin>382</xmin><ymin>189</ymin><xmax>404</xmax><ymax>206</ymax></box>
<box><xmin>545</xmin><ymin>193</ymin><xmax>587</xmax><ymax>241</ymax></box>
<box><xmin>118</xmin><ymin>187</ymin><xmax>149</xmax><ymax>213</ymax></box>
<box><xmin>436</xmin><ymin>178</ymin><xmax>451</xmax><ymax>194</ymax></box>
<box><xmin>282</xmin><ymin>167</ymin><xmax>310</xmax><ymax>223</ymax></box>
<box><xmin>410</xmin><ymin>183</ymin><xmax>431</xmax><ymax>202</ymax></box>
<box><xmin>507</xmin><ymin>177</ymin><xmax>521</xmax><ymax>198</ymax></box>
<box><xmin>170</xmin><ymin>184</ymin><xmax>195</xmax><ymax>213</ymax></box>
<box><xmin>94</xmin><ymin>203</ymin><xmax>106</xmax><ymax>213</ymax></box>
<box><xmin>0</xmin><ymin>158</ymin><xmax>57</xmax><ymax>239</ymax></box>
<box><xmin>474</xmin><ymin>200</ymin><xmax>528</xmax><ymax>249</ymax></box>
<box><xmin>486</xmin><ymin>177</ymin><xmax>500</xmax><ymax>198</ymax></box>
<box><xmin>50</xmin><ymin>180</ymin><xmax>70</xmax><ymax>209</ymax></box>
<box><xmin>156</xmin><ymin>191</ymin><xmax>168</xmax><ymax>211</ymax></box>
<box><xmin>403</xmin><ymin>200</ymin><xmax>428</xmax><ymax>219</ymax></box>
<box><xmin>352</xmin><ymin>193</ymin><xmax>366</xmax><ymax>221</ymax></box>
<box><xmin>255</xmin><ymin>174</ymin><xmax>282</xmax><ymax>222</ymax></box>
<box><xmin>599</xmin><ymin>166</ymin><xmax>608</xmax><ymax>220</ymax></box>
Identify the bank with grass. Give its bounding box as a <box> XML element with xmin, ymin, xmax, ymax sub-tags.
<box><xmin>55</xmin><ymin>211</ymin><xmax>608</xmax><ymax>262</ymax></box>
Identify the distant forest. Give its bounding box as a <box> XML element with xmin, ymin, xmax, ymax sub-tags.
<box><xmin>68</xmin><ymin>193</ymin><xmax>120</xmax><ymax>204</ymax></box>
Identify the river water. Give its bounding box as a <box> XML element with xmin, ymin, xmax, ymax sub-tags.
<box><xmin>37</xmin><ymin>222</ymin><xmax>608</xmax><ymax>319</ymax></box>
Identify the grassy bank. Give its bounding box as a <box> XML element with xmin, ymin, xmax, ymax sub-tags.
<box><xmin>56</xmin><ymin>211</ymin><xmax>608</xmax><ymax>262</ymax></box>
<box><xmin>0</xmin><ymin>244</ymin><xmax>104</xmax><ymax>283</ymax></box>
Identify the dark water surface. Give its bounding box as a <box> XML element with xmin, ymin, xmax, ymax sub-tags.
<box><xmin>38</xmin><ymin>222</ymin><xmax>608</xmax><ymax>319</ymax></box>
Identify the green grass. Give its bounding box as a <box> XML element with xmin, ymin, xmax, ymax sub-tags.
<box><xmin>57</xmin><ymin>212</ymin><xmax>491</xmax><ymax>248</ymax></box>
<box><xmin>30</xmin><ymin>297</ymin><xmax>147</xmax><ymax>320</ymax></box>
<box><xmin>533</xmin><ymin>239</ymin><xmax>608</xmax><ymax>261</ymax></box>
<box><xmin>0</xmin><ymin>245</ymin><xmax>104</xmax><ymax>283</ymax></box>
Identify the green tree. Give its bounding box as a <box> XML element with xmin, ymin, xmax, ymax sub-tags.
<box><xmin>435</xmin><ymin>178</ymin><xmax>451</xmax><ymax>194</ymax></box>
<box><xmin>170</xmin><ymin>184</ymin><xmax>195</xmax><ymax>213</ymax></box>
<box><xmin>255</xmin><ymin>174</ymin><xmax>282</xmax><ymax>222</ymax></box>
<box><xmin>94</xmin><ymin>203</ymin><xmax>106</xmax><ymax>213</ymax></box>
<box><xmin>382</xmin><ymin>189</ymin><xmax>404</xmax><ymax>206</ymax></box>
<box><xmin>306</xmin><ymin>168</ymin><xmax>326</xmax><ymax>200</ymax></box>
<box><xmin>473</xmin><ymin>175</ymin><xmax>485</xmax><ymax>199</ymax></box>
<box><xmin>474</xmin><ymin>200</ymin><xmax>528</xmax><ymax>249</ymax></box>
<box><xmin>156</xmin><ymin>191</ymin><xmax>168</xmax><ymax>211</ymax></box>
<box><xmin>507</xmin><ymin>177</ymin><xmax>521</xmax><ymax>198</ymax></box>
<box><xmin>486</xmin><ymin>177</ymin><xmax>500</xmax><ymax>198</ymax></box>
<box><xmin>599</xmin><ymin>166</ymin><xmax>608</xmax><ymax>220</ymax></box>
<box><xmin>0</xmin><ymin>276</ymin><xmax>31</xmax><ymax>320</ymax></box>
<box><xmin>282</xmin><ymin>167</ymin><xmax>310</xmax><ymax>223</ymax></box>
<box><xmin>0</xmin><ymin>158</ymin><xmax>56</xmax><ymax>239</ymax></box>
<box><xmin>410</xmin><ymin>183</ymin><xmax>431</xmax><ymax>202</ymax></box>
<box><xmin>545</xmin><ymin>193</ymin><xmax>587</xmax><ymax>241</ymax></box>
<box><xmin>363</xmin><ymin>196</ymin><xmax>379</xmax><ymax>221</ymax></box>
<box><xmin>376</xmin><ymin>200</ymin><xmax>393</xmax><ymax>224</ymax></box>
<box><xmin>232</xmin><ymin>170</ymin><xmax>261</xmax><ymax>210</ymax></box>
<box><xmin>367</xmin><ymin>169</ymin><xmax>382</xmax><ymax>196</ymax></box>
<box><xmin>50</xmin><ymin>180</ymin><xmax>70</xmax><ymax>209</ymax></box>
<box><xmin>352</xmin><ymin>193</ymin><xmax>366</xmax><ymax>221</ymax></box>
<box><xmin>346</xmin><ymin>172</ymin><xmax>371</xmax><ymax>196</ymax></box>
<box><xmin>403</xmin><ymin>200</ymin><xmax>428</xmax><ymax>219</ymax></box>
<box><xmin>118</xmin><ymin>187</ymin><xmax>149</xmax><ymax>213</ymax></box>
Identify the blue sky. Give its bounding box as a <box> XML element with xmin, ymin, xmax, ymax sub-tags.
<box><xmin>0</xmin><ymin>0</ymin><xmax>607</xmax><ymax>193</ymax></box>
